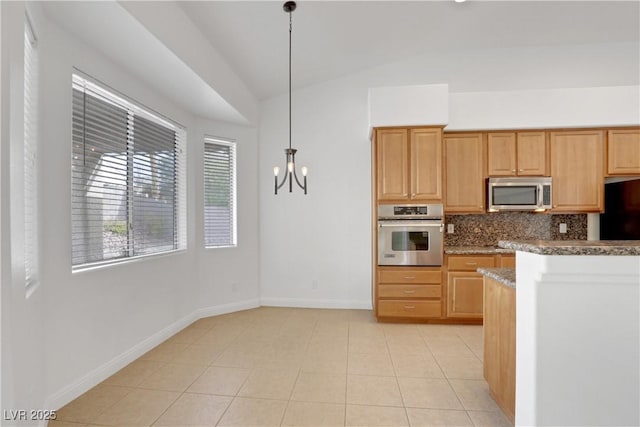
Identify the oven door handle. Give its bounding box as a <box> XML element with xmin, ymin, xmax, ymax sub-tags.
<box><xmin>378</xmin><ymin>222</ymin><xmax>443</xmax><ymax>228</ymax></box>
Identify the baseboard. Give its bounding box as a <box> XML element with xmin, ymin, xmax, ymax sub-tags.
<box><xmin>43</xmin><ymin>298</ymin><xmax>260</xmax><ymax>414</ymax></box>
<box><xmin>260</xmin><ymin>297</ymin><xmax>372</xmax><ymax>310</ymax></box>
<box><xmin>195</xmin><ymin>298</ymin><xmax>261</xmax><ymax>318</ymax></box>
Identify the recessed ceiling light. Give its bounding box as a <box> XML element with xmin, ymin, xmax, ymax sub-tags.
<box><xmin>454</xmin><ymin>0</ymin><xmax>467</xmax><ymax>3</ymax></box>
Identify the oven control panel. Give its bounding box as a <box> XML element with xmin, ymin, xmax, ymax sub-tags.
<box><xmin>378</xmin><ymin>204</ymin><xmax>443</xmax><ymax>220</ymax></box>
<box><xmin>394</xmin><ymin>205</ymin><xmax>429</xmax><ymax>216</ymax></box>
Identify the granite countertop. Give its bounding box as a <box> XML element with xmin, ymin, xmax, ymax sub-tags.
<box><xmin>477</xmin><ymin>267</ymin><xmax>516</xmax><ymax>289</ymax></box>
<box><xmin>445</xmin><ymin>246</ymin><xmax>516</xmax><ymax>255</ymax></box>
<box><xmin>498</xmin><ymin>240</ymin><xmax>640</xmax><ymax>256</ymax></box>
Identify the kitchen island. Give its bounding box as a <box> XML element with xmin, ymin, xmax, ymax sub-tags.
<box><xmin>490</xmin><ymin>240</ymin><xmax>640</xmax><ymax>427</ymax></box>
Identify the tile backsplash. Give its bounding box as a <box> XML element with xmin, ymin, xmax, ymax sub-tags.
<box><xmin>444</xmin><ymin>212</ymin><xmax>587</xmax><ymax>246</ymax></box>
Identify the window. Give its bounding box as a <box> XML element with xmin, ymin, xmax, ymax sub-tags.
<box><xmin>204</xmin><ymin>137</ymin><xmax>236</xmax><ymax>248</ymax></box>
<box><xmin>71</xmin><ymin>73</ymin><xmax>186</xmax><ymax>269</ymax></box>
<box><xmin>24</xmin><ymin>16</ymin><xmax>38</xmax><ymax>289</ymax></box>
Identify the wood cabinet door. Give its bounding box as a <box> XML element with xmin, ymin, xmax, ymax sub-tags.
<box><xmin>410</xmin><ymin>128</ymin><xmax>442</xmax><ymax>201</ymax></box>
<box><xmin>487</xmin><ymin>133</ymin><xmax>516</xmax><ymax>176</ymax></box>
<box><xmin>516</xmin><ymin>131</ymin><xmax>547</xmax><ymax>176</ymax></box>
<box><xmin>607</xmin><ymin>129</ymin><xmax>640</xmax><ymax>175</ymax></box>
<box><xmin>550</xmin><ymin>130</ymin><xmax>604</xmax><ymax>212</ymax></box>
<box><xmin>483</xmin><ymin>277</ymin><xmax>516</xmax><ymax>423</ymax></box>
<box><xmin>444</xmin><ymin>133</ymin><xmax>485</xmax><ymax>213</ymax></box>
<box><xmin>447</xmin><ymin>272</ymin><xmax>483</xmax><ymax>318</ymax></box>
<box><xmin>377</xmin><ymin>129</ymin><xmax>409</xmax><ymax>200</ymax></box>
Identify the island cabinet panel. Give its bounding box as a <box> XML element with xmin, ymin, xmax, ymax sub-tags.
<box><xmin>375</xmin><ymin>127</ymin><xmax>443</xmax><ymax>202</ymax></box>
<box><xmin>444</xmin><ymin>133</ymin><xmax>485</xmax><ymax>213</ymax></box>
<box><xmin>376</xmin><ymin>267</ymin><xmax>443</xmax><ymax>320</ymax></box>
<box><xmin>483</xmin><ymin>277</ymin><xmax>516</xmax><ymax>424</ymax></box>
<box><xmin>550</xmin><ymin>130</ymin><xmax>604</xmax><ymax>213</ymax></box>
<box><xmin>607</xmin><ymin>128</ymin><xmax>640</xmax><ymax>176</ymax></box>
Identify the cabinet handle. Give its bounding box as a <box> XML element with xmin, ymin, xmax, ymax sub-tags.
<box><xmin>465</xmin><ymin>262</ymin><xmax>478</xmax><ymax>266</ymax></box>
<box><xmin>411</xmin><ymin>193</ymin><xmax>416</xmax><ymax>198</ymax></box>
<box><xmin>518</xmin><ymin>169</ymin><xmax>524</xmax><ymax>172</ymax></box>
<box><xmin>511</xmin><ymin>169</ymin><xmax>516</xmax><ymax>172</ymax></box>
<box><xmin>403</xmin><ymin>276</ymin><xmax>416</xmax><ymax>280</ymax></box>
<box><xmin>403</xmin><ymin>290</ymin><xmax>416</xmax><ymax>294</ymax></box>
<box><xmin>403</xmin><ymin>305</ymin><xmax>415</xmax><ymax>310</ymax></box>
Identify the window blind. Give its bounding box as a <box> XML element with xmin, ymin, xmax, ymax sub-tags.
<box><xmin>24</xmin><ymin>17</ymin><xmax>38</xmax><ymax>289</ymax></box>
<box><xmin>71</xmin><ymin>73</ymin><xmax>186</xmax><ymax>269</ymax></box>
<box><xmin>204</xmin><ymin>138</ymin><xmax>236</xmax><ymax>248</ymax></box>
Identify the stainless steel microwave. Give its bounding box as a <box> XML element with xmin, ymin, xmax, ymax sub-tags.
<box><xmin>488</xmin><ymin>177</ymin><xmax>552</xmax><ymax>212</ymax></box>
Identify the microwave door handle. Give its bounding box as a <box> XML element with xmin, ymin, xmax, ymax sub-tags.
<box><xmin>538</xmin><ymin>185</ymin><xmax>543</xmax><ymax>207</ymax></box>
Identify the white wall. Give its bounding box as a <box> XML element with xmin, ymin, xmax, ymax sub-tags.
<box><xmin>258</xmin><ymin>40</ymin><xmax>640</xmax><ymax>309</ymax></box>
<box><xmin>1</xmin><ymin>4</ymin><xmax>260</xmax><ymax>416</ymax></box>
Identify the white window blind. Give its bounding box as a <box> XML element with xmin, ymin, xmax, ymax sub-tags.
<box><xmin>204</xmin><ymin>138</ymin><xmax>236</xmax><ymax>248</ymax></box>
<box><xmin>24</xmin><ymin>16</ymin><xmax>38</xmax><ymax>289</ymax></box>
<box><xmin>71</xmin><ymin>73</ymin><xmax>186</xmax><ymax>269</ymax></box>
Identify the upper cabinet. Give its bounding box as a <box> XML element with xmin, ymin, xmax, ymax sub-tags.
<box><xmin>444</xmin><ymin>133</ymin><xmax>485</xmax><ymax>213</ymax></box>
<box><xmin>550</xmin><ymin>130</ymin><xmax>605</xmax><ymax>213</ymax></box>
<box><xmin>376</xmin><ymin>127</ymin><xmax>443</xmax><ymax>202</ymax></box>
<box><xmin>487</xmin><ymin>131</ymin><xmax>547</xmax><ymax>176</ymax></box>
<box><xmin>607</xmin><ymin>128</ymin><xmax>640</xmax><ymax>176</ymax></box>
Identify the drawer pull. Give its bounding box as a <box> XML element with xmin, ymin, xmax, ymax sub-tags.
<box><xmin>465</xmin><ymin>262</ymin><xmax>478</xmax><ymax>266</ymax></box>
<box><xmin>403</xmin><ymin>290</ymin><xmax>416</xmax><ymax>294</ymax></box>
<box><xmin>403</xmin><ymin>305</ymin><xmax>415</xmax><ymax>310</ymax></box>
<box><xmin>403</xmin><ymin>276</ymin><xmax>416</xmax><ymax>280</ymax></box>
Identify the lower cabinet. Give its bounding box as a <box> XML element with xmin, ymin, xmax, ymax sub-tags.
<box><xmin>447</xmin><ymin>273</ymin><xmax>484</xmax><ymax>318</ymax></box>
<box><xmin>446</xmin><ymin>255</ymin><xmax>496</xmax><ymax>319</ymax></box>
<box><xmin>376</xmin><ymin>267</ymin><xmax>442</xmax><ymax>320</ymax></box>
<box><xmin>483</xmin><ymin>276</ymin><xmax>516</xmax><ymax>423</ymax></box>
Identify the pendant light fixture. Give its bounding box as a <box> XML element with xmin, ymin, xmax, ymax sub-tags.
<box><xmin>273</xmin><ymin>1</ymin><xmax>308</xmax><ymax>195</ymax></box>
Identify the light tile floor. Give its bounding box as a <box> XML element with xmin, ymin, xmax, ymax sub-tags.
<box><xmin>50</xmin><ymin>307</ymin><xmax>512</xmax><ymax>427</ymax></box>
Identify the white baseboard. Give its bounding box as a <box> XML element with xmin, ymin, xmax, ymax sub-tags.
<box><xmin>260</xmin><ymin>297</ymin><xmax>372</xmax><ymax>310</ymax></box>
<box><xmin>195</xmin><ymin>298</ymin><xmax>261</xmax><ymax>318</ymax></box>
<box><xmin>43</xmin><ymin>298</ymin><xmax>260</xmax><ymax>414</ymax></box>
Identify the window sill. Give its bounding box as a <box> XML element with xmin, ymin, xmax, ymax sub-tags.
<box><xmin>72</xmin><ymin>248</ymin><xmax>187</xmax><ymax>274</ymax></box>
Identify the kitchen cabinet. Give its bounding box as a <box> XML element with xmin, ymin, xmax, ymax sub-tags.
<box><xmin>607</xmin><ymin>128</ymin><xmax>640</xmax><ymax>176</ymax></box>
<box><xmin>499</xmin><ymin>254</ymin><xmax>516</xmax><ymax>268</ymax></box>
<box><xmin>444</xmin><ymin>133</ymin><xmax>485</xmax><ymax>213</ymax></box>
<box><xmin>446</xmin><ymin>255</ymin><xmax>495</xmax><ymax>319</ymax></box>
<box><xmin>483</xmin><ymin>276</ymin><xmax>516</xmax><ymax>423</ymax></box>
<box><xmin>487</xmin><ymin>131</ymin><xmax>547</xmax><ymax>176</ymax></box>
<box><xmin>550</xmin><ymin>130</ymin><xmax>605</xmax><ymax>212</ymax></box>
<box><xmin>376</xmin><ymin>267</ymin><xmax>443</xmax><ymax>320</ymax></box>
<box><xmin>376</xmin><ymin>127</ymin><xmax>442</xmax><ymax>202</ymax></box>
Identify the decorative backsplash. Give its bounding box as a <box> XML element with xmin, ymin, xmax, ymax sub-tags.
<box><xmin>444</xmin><ymin>212</ymin><xmax>587</xmax><ymax>246</ymax></box>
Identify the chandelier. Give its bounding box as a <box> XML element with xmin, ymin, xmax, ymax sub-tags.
<box><xmin>273</xmin><ymin>1</ymin><xmax>308</xmax><ymax>195</ymax></box>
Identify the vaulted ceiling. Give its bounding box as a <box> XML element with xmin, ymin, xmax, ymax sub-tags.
<box><xmin>42</xmin><ymin>1</ymin><xmax>640</xmax><ymax>124</ymax></box>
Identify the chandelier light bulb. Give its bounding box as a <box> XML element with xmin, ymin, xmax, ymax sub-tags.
<box><xmin>301</xmin><ymin>166</ymin><xmax>308</xmax><ymax>176</ymax></box>
<box><xmin>273</xmin><ymin>166</ymin><xmax>280</xmax><ymax>176</ymax></box>
<box><xmin>288</xmin><ymin>161</ymin><xmax>294</xmax><ymax>173</ymax></box>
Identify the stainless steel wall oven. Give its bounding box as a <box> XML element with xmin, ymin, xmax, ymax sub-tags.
<box><xmin>377</xmin><ymin>204</ymin><xmax>444</xmax><ymax>266</ymax></box>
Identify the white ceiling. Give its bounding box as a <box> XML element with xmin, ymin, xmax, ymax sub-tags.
<box><xmin>39</xmin><ymin>1</ymin><xmax>639</xmax><ymax>123</ymax></box>
<box><xmin>180</xmin><ymin>0</ymin><xmax>640</xmax><ymax>100</ymax></box>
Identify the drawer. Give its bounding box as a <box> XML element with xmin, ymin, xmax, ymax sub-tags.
<box><xmin>378</xmin><ymin>269</ymin><xmax>442</xmax><ymax>284</ymax></box>
<box><xmin>447</xmin><ymin>255</ymin><xmax>496</xmax><ymax>271</ymax></box>
<box><xmin>378</xmin><ymin>300</ymin><xmax>442</xmax><ymax>318</ymax></box>
<box><xmin>378</xmin><ymin>284</ymin><xmax>441</xmax><ymax>298</ymax></box>
<box><xmin>500</xmin><ymin>255</ymin><xmax>516</xmax><ymax>268</ymax></box>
